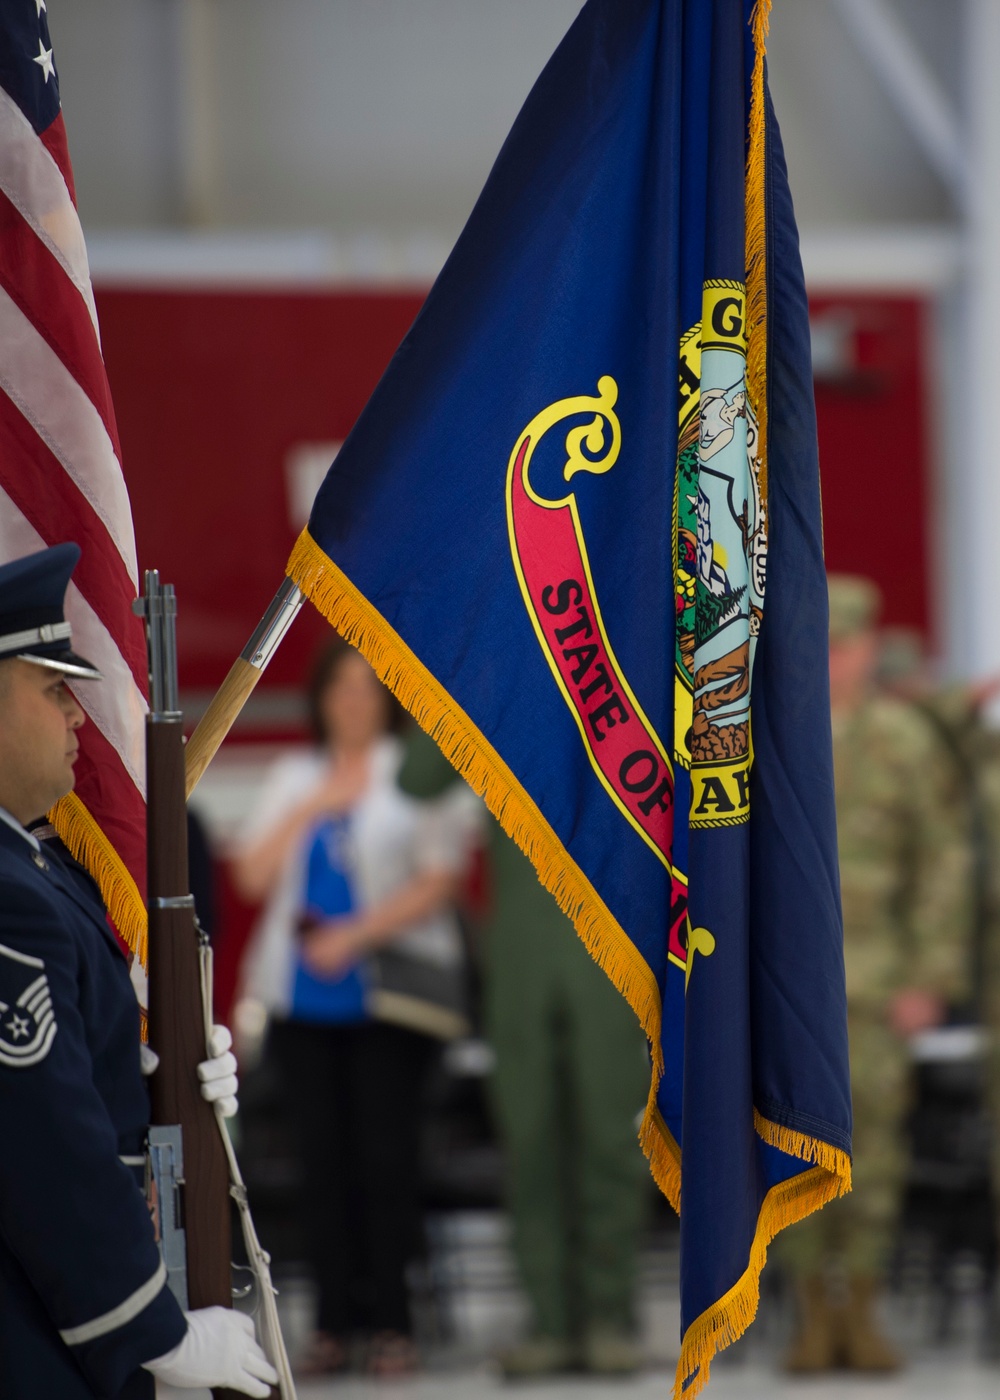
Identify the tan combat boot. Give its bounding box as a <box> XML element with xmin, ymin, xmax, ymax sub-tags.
<box><xmin>499</xmin><ymin>1335</ymin><xmax>576</xmax><ymax>1378</ymax></box>
<box><xmin>582</xmin><ymin>1327</ymin><xmax>642</xmax><ymax>1375</ymax></box>
<box><xmin>785</xmin><ymin>1274</ymin><xmax>840</xmax><ymax>1373</ymax></box>
<box><xmin>840</xmin><ymin>1275</ymin><xmax>902</xmax><ymax>1372</ymax></box>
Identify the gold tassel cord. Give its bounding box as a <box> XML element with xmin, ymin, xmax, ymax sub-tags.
<box><xmin>285</xmin><ymin>527</ymin><xmax>681</xmax><ymax>1181</ymax></box>
<box><xmin>744</xmin><ymin>0</ymin><xmax>771</xmax><ymax>506</ymax></box>
<box><xmin>49</xmin><ymin>791</ymin><xmax>148</xmax><ymax>968</ymax></box>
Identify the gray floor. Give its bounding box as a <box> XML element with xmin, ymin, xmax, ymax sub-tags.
<box><xmin>288</xmin><ymin>1362</ymin><xmax>1000</xmax><ymax>1399</ymax></box>
<box><xmin>159</xmin><ymin>1357</ymin><xmax>1000</xmax><ymax>1400</ymax></box>
<box><xmin>158</xmin><ymin>1210</ymin><xmax>1000</xmax><ymax>1400</ymax></box>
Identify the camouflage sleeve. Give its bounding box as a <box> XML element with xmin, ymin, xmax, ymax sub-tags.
<box><xmin>976</xmin><ymin>762</ymin><xmax>1000</xmax><ymax>1208</ymax></box>
<box><xmin>896</xmin><ymin>705</ymin><xmax>973</xmax><ymax>1004</ymax></box>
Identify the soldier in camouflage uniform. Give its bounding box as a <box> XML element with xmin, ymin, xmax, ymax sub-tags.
<box><xmin>878</xmin><ymin>630</ymin><xmax>1000</xmax><ymax>1349</ymax></box>
<box><xmin>956</xmin><ymin>691</ymin><xmax>1000</xmax><ymax>1340</ymax></box>
<box><xmin>783</xmin><ymin>575</ymin><xmax>971</xmax><ymax>1373</ymax></box>
<box><xmin>980</xmin><ymin>751</ymin><xmax>1000</xmax><ymax>1348</ymax></box>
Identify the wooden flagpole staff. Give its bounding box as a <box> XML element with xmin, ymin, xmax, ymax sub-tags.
<box><xmin>184</xmin><ymin>578</ymin><xmax>303</xmax><ymax>797</ymax></box>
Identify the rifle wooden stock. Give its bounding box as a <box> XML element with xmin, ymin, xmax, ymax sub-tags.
<box><xmin>146</xmin><ymin>713</ymin><xmax>243</xmax><ymax>1400</ymax></box>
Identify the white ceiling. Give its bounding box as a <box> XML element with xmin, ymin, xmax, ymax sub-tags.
<box><xmin>50</xmin><ymin>0</ymin><xmax>963</xmax><ymax>248</ymax></box>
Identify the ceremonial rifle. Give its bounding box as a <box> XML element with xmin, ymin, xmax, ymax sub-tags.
<box><xmin>137</xmin><ymin>571</ymin><xmax>294</xmax><ymax>1399</ymax></box>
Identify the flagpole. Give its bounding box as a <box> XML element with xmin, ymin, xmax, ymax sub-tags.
<box><xmin>184</xmin><ymin>578</ymin><xmax>303</xmax><ymax>798</ymax></box>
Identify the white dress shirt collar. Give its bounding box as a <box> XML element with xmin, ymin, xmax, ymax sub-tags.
<box><xmin>0</xmin><ymin>806</ymin><xmax>41</xmax><ymax>853</ymax></box>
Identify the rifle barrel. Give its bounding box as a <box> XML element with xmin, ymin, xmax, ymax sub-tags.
<box><xmin>141</xmin><ymin>573</ymin><xmax>247</xmax><ymax>1400</ymax></box>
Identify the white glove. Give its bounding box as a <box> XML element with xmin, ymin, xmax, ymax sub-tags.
<box><xmin>197</xmin><ymin>1023</ymin><xmax>239</xmax><ymax>1118</ymax></box>
<box><xmin>143</xmin><ymin>1306</ymin><xmax>278</xmax><ymax>1396</ymax></box>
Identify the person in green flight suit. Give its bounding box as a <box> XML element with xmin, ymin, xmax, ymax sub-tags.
<box><xmin>781</xmin><ymin>575</ymin><xmax>972</xmax><ymax>1374</ymax></box>
<box><xmin>398</xmin><ymin>728</ymin><xmax>650</xmax><ymax>1377</ymax></box>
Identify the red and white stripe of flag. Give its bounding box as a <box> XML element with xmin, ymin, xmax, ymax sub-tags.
<box><xmin>0</xmin><ymin>89</ymin><xmax>149</xmax><ymax>1011</ymax></box>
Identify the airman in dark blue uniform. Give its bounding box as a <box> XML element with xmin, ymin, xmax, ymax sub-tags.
<box><xmin>0</xmin><ymin>544</ymin><xmax>277</xmax><ymax>1398</ymax></box>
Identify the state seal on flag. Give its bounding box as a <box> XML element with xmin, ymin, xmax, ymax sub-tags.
<box><xmin>674</xmin><ymin>279</ymin><xmax>768</xmax><ymax>828</ymax></box>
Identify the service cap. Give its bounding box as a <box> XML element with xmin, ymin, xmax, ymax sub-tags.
<box><xmin>0</xmin><ymin>544</ymin><xmax>101</xmax><ymax>680</ymax></box>
<box><xmin>827</xmin><ymin>573</ymin><xmax>881</xmax><ymax>641</ymax></box>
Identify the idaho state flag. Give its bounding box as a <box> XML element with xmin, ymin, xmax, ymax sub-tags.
<box><xmin>287</xmin><ymin>1</ymin><xmax>851</xmax><ymax>1391</ymax></box>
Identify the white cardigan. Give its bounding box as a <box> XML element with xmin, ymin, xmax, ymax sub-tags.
<box><xmin>236</xmin><ymin>736</ymin><xmax>480</xmax><ymax>1018</ymax></box>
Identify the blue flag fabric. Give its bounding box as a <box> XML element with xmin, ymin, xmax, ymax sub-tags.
<box><xmin>288</xmin><ymin>1</ymin><xmax>851</xmax><ymax>1391</ymax></box>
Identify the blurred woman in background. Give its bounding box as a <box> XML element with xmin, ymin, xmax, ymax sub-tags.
<box><xmin>232</xmin><ymin>639</ymin><xmax>476</xmax><ymax>1378</ymax></box>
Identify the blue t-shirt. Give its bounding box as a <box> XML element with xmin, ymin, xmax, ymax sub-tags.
<box><xmin>289</xmin><ymin>817</ymin><xmax>368</xmax><ymax>1025</ymax></box>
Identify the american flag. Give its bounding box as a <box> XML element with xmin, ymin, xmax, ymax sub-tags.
<box><xmin>0</xmin><ymin>1</ymin><xmax>149</xmax><ymax>1010</ymax></box>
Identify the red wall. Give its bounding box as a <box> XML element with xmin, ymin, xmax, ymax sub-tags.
<box><xmin>97</xmin><ymin>285</ymin><xmax>933</xmax><ymax>714</ymax></box>
<box><xmin>811</xmin><ymin>294</ymin><xmax>931</xmax><ymax>635</ymax></box>
<box><xmin>96</xmin><ymin>288</ymin><xmax>426</xmax><ymax>699</ymax></box>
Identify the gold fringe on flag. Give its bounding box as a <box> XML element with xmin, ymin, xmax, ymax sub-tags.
<box><xmin>754</xmin><ymin>1110</ymin><xmax>855</xmax><ymax>1180</ymax></box>
<box><xmin>673</xmin><ymin>1157</ymin><xmax>851</xmax><ymax>1400</ymax></box>
<box><xmin>285</xmin><ymin>527</ymin><xmax>683</xmax><ymax>1190</ymax></box>
<box><xmin>49</xmin><ymin>790</ymin><xmax>148</xmax><ymax>969</ymax></box>
<box><xmin>673</xmin><ymin>4</ymin><xmax>853</xmax><ymax>1393</ymax></box>
<box><xmin>642</xmin><ymin>1103</ymin><xmax>681</xmax><ymax>1214</ymax></box>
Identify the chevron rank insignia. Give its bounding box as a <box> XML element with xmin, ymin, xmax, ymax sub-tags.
<box><xmin>0</xmin><ymin>941</ymin><xmax>56</xmax><ymax>1068</ymax></box>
